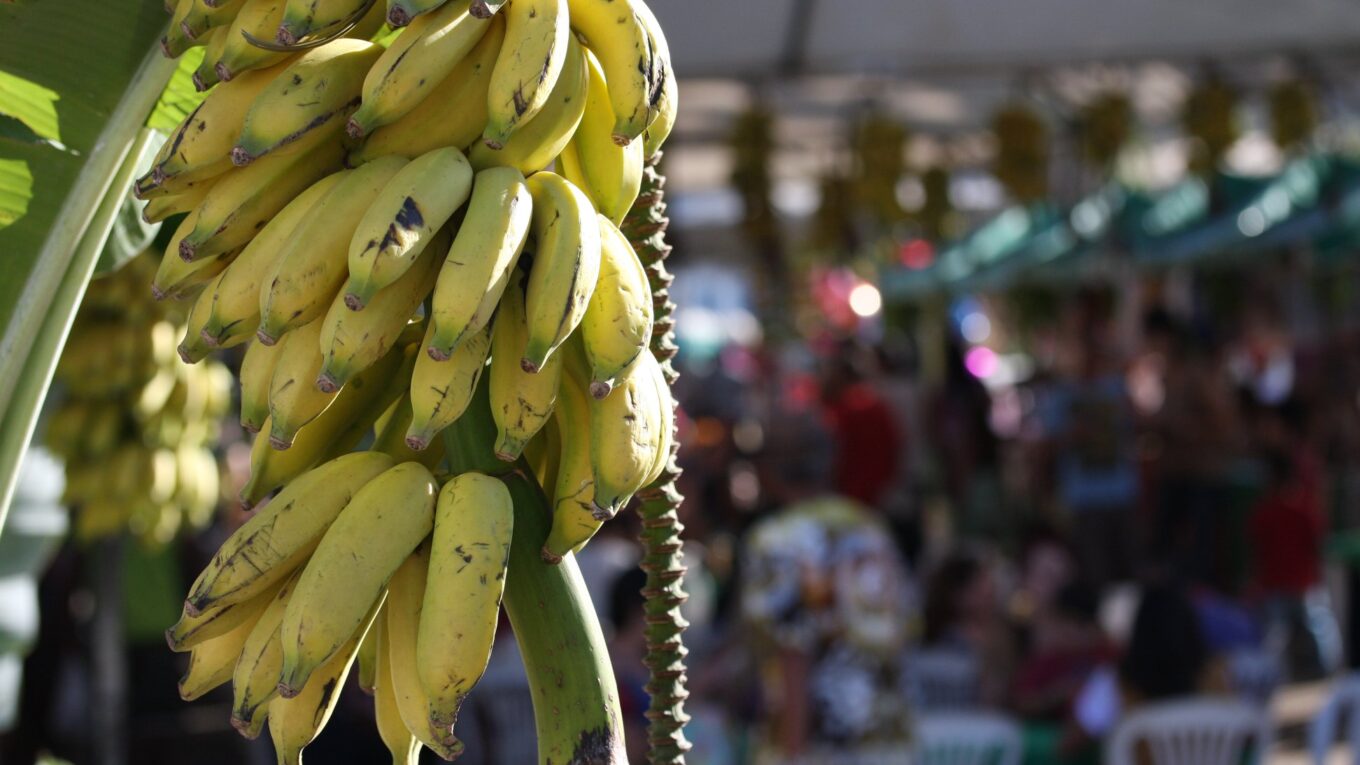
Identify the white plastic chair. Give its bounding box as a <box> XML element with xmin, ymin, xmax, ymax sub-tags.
<box><xmin>913</xmin><ymin>711</ymin><xmax>1023</xmax><ymax>765</ymax></box>
<box><xmin>1308</xmin><ymin>674</ymin><xmax>1360</xmax><ymax>765</ymax></box>
<box><xmin>1227</xmin><ymin>647</ymin><xmax>1283</xmax><ymax>706</ymax></box>
<box><xmin>1106</xmin><ymin>698</ymin><xmax>1272</xmax><ymax>765</ymax></box>
<box><xmin>904</xmin><ymin>648</ymin><xmax>980</xmax><ymax>711</ymax></box>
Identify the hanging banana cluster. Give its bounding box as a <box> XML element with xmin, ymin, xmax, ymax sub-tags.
<box><xmin>141</xmin><ymin>0</ymin><xmax>680</xmax><ymax>761</ymax></box>
<box><xmin>1270</xmin><ymin>79</ymin><xmax>1318</xmax><ymax>153</ymax></box>
<box><xmin>728</xmin><ymin>103</ymin><xmax>778</xmax><ymax>244</ymax></box>
<box><xmin>46</xmin><ymin>250</ymin><xmax>230</xmax><ymax>547</ymax></box>
<box><xmin>1182</xmin><ymin>74</ymin><xmax>1239</xmax><ymax>177</ymax></box>
<box><xmin>852</xmin><ymin>111</ymin><xmax>908</xmax><ymax>226</ymax></box>
<box><xmin>916</xmin><ymin>165</ymin><xmax>958</xmax><ymax>242</ymax></box>
<box><xmin>991</xmin><ymin>102</ymin><xmax>1050</xmax><ymax>203</ymax></box>
<box><xmin>808</xmin><ymin>171</ymin><xmax>857</xmax><ymax>256</ymax></box>
<box><xmin>1079</xmin><ymin>92</ymin><xmax>1132</xmax><ymax>170</ymax></box>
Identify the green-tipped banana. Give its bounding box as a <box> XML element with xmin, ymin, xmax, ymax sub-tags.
<box><xmin>178</xmin><ymin>271</ymin><xmax>229</xmax><ymax>363</ymax></box>
<box><xmin>542</xmin><ymin>344</ymin><xmax>598</xmax><ymax>560</ymax></box>
<box><xmin>373</xmin><ymin>615</ymin><xmax>423</xmax><ymax>764</ymax></box>
<box><xmin>349</xmin><ymin>13</ymin><xmax>503</xmax><ymax>165</ymax></box>
<box><xmin>386</xmin><ymin>0</ymin><xmax>446</xmax><ymax>26</ymax></box>
<box><xmin>344</xmin><ymin>147</ymin><xmax>472</xmax><ymax>310</ymax></box>
<box><xmin>185</xmin><ymin>451</ymin><xmax>396</xmax><ymax>615</ymax></box>
<box><xmin>418</xmin><ymin>472</ymin><xmax>512</xmax><ymax>738</ymax></box>
<box><xmin>520</xmin><ymin>171</ymin><xmax>601</xmax><ymax>372</ymax></box>
<box><xmin>266</xmin><ymin>318</ymin><xmax>334</xmax><ymax>449</ymax></box>
<box><xmin>501</xmin><ymin>472</ymin><xmax>627</xmax><ymax>763</ymax></box>
<box><xmin>153</xmin><ymin>215</ymin><xmax>238</xmax><ymax>299</ymax></box>
<box><xmin>373</xmin><ymin>393</ymin><xmax>449</xmax><ymax>469</ymax></box>
<box><xmin>143</xmin><ymin>179</ymin><xmax>214</xmax><ymax>224</ymax></box>
<box><xmin>278</xmin><ymin>462</ymin><xmax>436</xmax><ymax>697</ymax></box>
<box><xmin>162</xmin><ymin>0</ymin><xmax>197</xmax><ymax>57</ymax></box>
<box><xmin>277</xmin><ymin>0</ymin><xmax>369</xmax><ymax>44</ymax></box>
<box><xmin>192</xmin><ymin>26</ymin><xmax>229</xmax><ymax>91</ymax></box>
<box><xmin>356</xmin><ymin>614</ymin><xmax>381</xmax><ymax>696</ymax></box>
<box><xmin>406</xmin><ymin>319</ymin><xmax>492</xmax><ymax>451</ymax></box>
<box><xmin>589</xmin><ymin>349</ymin><xmax>664</xmax><ymax>517</ymax></box>
<box><xmin>268</xmin><ymin>605</ymin><xmax>377</xmax><ymax>765</ymax></box>
<box><xmin>579</xmin><ymin>215</ymin><xmax>652</xmax><ymax>397</ymax></box>
<box><xmin>165</xmin><ymin>575</ymin><xmax>282</xmax><ymax>652</ymax></box>
<box><xmin>320</xmin><ymin>227</ymin><xmax>446</xmax><ymax>392</ymax></box>
<box><xmin>482</xmin><ymin>0</ymin><xmax>568</xmax><ymax>147</ymax></box>
<box><xmin>177</xmin><ymin>604</ymin><xmax>262</xmax><ymax>701</ymax></box>
<box><xmin>558</xmin><ymin>50</ymin><xmax>644</xmax><ymax>224</ymax></box>
<box><xmin>239</xmin><ymin>338</ymin><xmax>287</xmax><ymax>433</ymax></box>
<box><xmin>565</xmin><ymin>0</ymin><xmax>660</xmax><ymax>145</ymax></box>
<box><xmin>230</xmin><ymin>571</ymin><xmax>303</xmax><ymax>739</ymax></box>
<box><xmin>469</xmin><ymin>30</ymin><xmax>585</xmax><ymax>174</ymax></box>
<box><xmin>385</xmin><ymin>544</ymin><xmax>460</xmax><ymax>758</ymax></box>
<box><xmin>425</xmin><ymin>166</ymin><xmax>531</xmax><ymax>360</ymax></box>
<box><xmin>216</xmin><ymin>0</ymin><xmax>289</xmax><ymax>80</ymax></box>
<box><xmin>181</xmin><ymin>0</ymin><xmax>247</xmax><ymax>42</ymax></box>
<box><xmin>240</xmin><ymin>346</ymin><xmax>414</xmax><ymax>504</ymax></box>
<box><xmin>200</xmin><ymin>172</ymin><xmax>344</xmax><ymax>348</ymax></box>
<box><xmin>231</xmin><ymin>39</ymin><xmax>381</xmax><ymax>166</ymax></box>
<box><xmin>179</xmin><ymin>139</ymin><xmax>346</xmax><ymax>262</ymax></box>
<box><xmin>258</xmin><ymin>156</ymin><xmax>408</xmax><ymax>344</ymax></box>
<box><xmin>488</xmin><ymin>272</ymin><xmax>560</xmax><ymax>461</ymax></box>
<box><xmin>347</xmin><ymin>0</ymin><xmax>492</xmax><ymax>140</ymax></box>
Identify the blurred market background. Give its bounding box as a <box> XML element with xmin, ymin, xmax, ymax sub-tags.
<box><xmin>12</xmin><ymin>0</ymin><xmax>1360</xmax><ymax>762</ymax></box>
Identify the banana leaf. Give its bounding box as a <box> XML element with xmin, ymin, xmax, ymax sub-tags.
<box><xmin>0</xmin><ymin>0</ymin><xmax>198</xmax><ymax>525</ymax></box>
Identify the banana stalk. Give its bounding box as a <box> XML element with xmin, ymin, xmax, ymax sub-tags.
<box><xmin>620</xmin><ymin>153</ymin><xmax>690</xmax><ymax>764</ymax></box>
<box><xmin>443</xmin><ymin>377</ymin><xmax>626</xmax><ymax>764</ymax></box>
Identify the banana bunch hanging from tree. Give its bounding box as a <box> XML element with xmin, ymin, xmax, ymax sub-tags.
<box><xmin>852</xmin><ymin>110</ymin><xmax>908</xmax><ymax>227</ymax></box>
<box><xmin>139</xmin><ymin>0</ymin><xmax>686</xmax><ymax>761</ymax></box>
<box><xmin>1182</xmin><ymin>73</ymin><xmax>1239</xmax><ymax>177</ymax></box>
<box><xmin>991</xmin><ymin>101</ymin><xmax>1050</xmax><ymax>203</ymax></box>
<box><xmin>46</xmin><ymin>249</ymin><xmax>231</xmax><ymax>547</ymax></box>
<box><xmin>1079</xmin><ymin>92</ymin><xmax>1132</xmax><ymax>171</ymax></box>
<box><xmin>1270</xmin><ymin>78</ymin><xmax>1318</xmax><ymax>154</ymax></box>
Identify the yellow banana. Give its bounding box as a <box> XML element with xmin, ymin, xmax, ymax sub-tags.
<box><xmin>579</xmin><ymin>214</ymin><xmax>652</xmax><ymax>397</ymax></box>
<box><xmin>152</xmin><ymin>219</ymin><xmax>238</xmax><ymax>299</ymax></box>
<box><xmin>268</xmin><ymin>606</ymin><xmax>376</xmax><ymax>765</ymax></box>
<box><xmin>241</xmin><ymin>346</ymin><xmax>414</xmax><ymax>504</ymax></box>
<box><xmin>192</xmin><ymin>26</ymin><xmax>229</xmax><ymax>91</ymax></box>
<box><xmin>231</xmin><ymin>39</ymin><xmax>381</xmax><ymax>166</ymax></box>
<box><xmin>590</xmin><ymin>348</ymin><xmax>664</xmax><ymax>516</ymax></box>
<box><xmin>356</xmin><ymin>612</ymin><xmax>380</xmax><ymax>695</ymax></box>
<box><xmin>178</xmin><ymin>139</ymin><xmax>346</xmax><ymax>262</ymax></box>
<box><xmin>524</xmin><ymin>413</ymin><xmax>561</xmax><ymax>492</ymax></box>
<box><xmin>372</xmin><ymin>393</ymin><xmax>448</xmax><ymax>469</ymax></box>
<box><xmin>321</xmin><ymin>229</ymin><xmax>445</xmax><ymax>392</ymax></box>
<box><xmin>178</xmin><ymin>271</ymin><xmax>229</xmax><ymax>363</ymax></box>
<box><xmin>200</xmin><ymin>172</ymin><xmax>345</xmax><ymax>348</ymax></box>
<box><xmin>373</xmin><ymin>616</ymin><xmax>423</xmax><ymax>765</ymax></box>
<box><xmin>386</xmin><ymin>0</ymin><xmax>447</xmax><ymax>26</ymax></box>
<box><xmin>278</xmin><ymin>462</ymin><xmax>436</xmax><ymax>696</ymax></box>
<box><xmin>266</xmin><ymin>318</ymin><xmax>332</xmax><ymax>449</ymax></box>
<box><xmin>165</xmin><ymin>575</ymin><xmax>283</xmax><ymax>652</ymax></box>
<box><xmin>488</xmin><ymin>272</ymin><xmax>560</xmax><ymax>460</ymax></box>
<box><xmin>469</xmin><ymin>31</ymin><xmax>585</xmax><ymax>174</ymax></box>
<box><xmin>520</xmin><ymin>171</ymin><xmax>601</xmax><ymax>372</ymax></box>
<box><xmin>347</xmin><ymin>13</ymin><xmax>503</xmax><ymax>164</ymax></box>
<box><xmin>386</xmin><ymin>544</ymin><xmax>460</xmax><ymax>758</ymax></box>
<box><xmin>643</xmin><ymin>353</ymin><xmax>674</xmax><ymax>487</ymax></box>
<box><xmin>181</xmin><ymin>0</ymin><xmax>247</xmax><ymax>42</ymax></box>
<box><xmin>278</xmin><ymin>0</ymin><xmax>371</xmax><ymax>43</ymax></box>
<box><xmin>347</xmin><ymin>0</ymin><xmax>493</xmax><ymax>140</ymax></box>
<box><xmin>542</xmin><ymin>344</ymin><xmax>598</xmax><ymax>560</ymax></box>
<box><xmin>230</xmin><ymin>571</ymin><xmax>303</xmax><ymax>739</ymax></box>
<box><xmin>344</xmin><ymin>147</ymin><xmax>472</xmax><ymax>310</ymax></box>
<box><xmin>469</xmin><ymin>0</ymin><xmax>504</xmax><ymax>17</ymax></box>
<box><xmin>162</xmin><ymin>0</ymin><xmax>197</xmax><ymax>57</ymax></box>
<box><xmin>565</xmin><ymin>0</ymin><xmax>659</xmax><ymax>145</ymax></box>
<box><xmin>418</xmin><ymin>472</ymin><xmax>512</xmax><ymax>739</ymax></box>
<box><xmin>216</xmin><ymin>0</ymin><xmax>289</xmax><ymax>80</ymax></box>
<box><xmin>558</xmin><ymin>50</ymin><xmax>643</xmax><ymax>223</ymax></box>
<box><xmin>258</xmin><ymin>155</ymin><xmax>408</xmax><ymax>344</ymax></box>
<box><xmin>142</xmin><ymin>178</ymin><xmax>214</xmax><ymax>223</ymax></box>
<box><xmin>177</xmin><ymin>603</ymin><xmax>262</xmax><ymax>701</ymax></box>
<box><xmin>405</xmin><ymin>319</ymin><xmax>492</xmax><ymax>451</ymax></box>
<box><xmin>425</xmin><ymin>166</ymin><xmax>531</xmax><ymax>360</ymax></box>
<box><xmin>635</xmin><ymin>0</ymin><xmax>676</xmax><ymax>157</ymax></box>
<box><xmin>239</xmin><ymin>337</ymin><xmax>288</xmax><ymax>433</ymax></box>
<box><xmin>185</xmin><ymin>451</ymin><xmax>396</xmax><ymax>615</ymax></box>
<box><xmin>482</xmin><ymin>0</ymin><xmax>568</xmax><ymax>147</ymax></box>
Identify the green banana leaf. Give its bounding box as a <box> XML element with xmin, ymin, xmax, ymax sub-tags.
<box><xmin>0</xmin><ymin>0</ymin><xmax>203</xmax><ymax>526</ymax></box>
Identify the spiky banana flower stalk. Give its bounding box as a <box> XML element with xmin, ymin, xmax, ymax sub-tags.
<box><xmin>622</xmin><ymin>153</ymin><xmax>690</xmax><ymax>764</ymax></box>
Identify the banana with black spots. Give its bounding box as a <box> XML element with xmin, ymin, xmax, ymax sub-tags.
<box><xmin>481</xmin><ymin>0</ymin><xmax>568</xmax><ymax>148</ymax></box>
<box><xmin>519</xmin><ymin>171</ymin><xmax>601</xmax><ymax>373</ymax></box>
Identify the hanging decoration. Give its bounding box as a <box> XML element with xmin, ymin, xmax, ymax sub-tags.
<box><xmin>1270</xmin><ymin>78</ymin><xmax>1318</xmax><ymax>152</ymax></box>
<box><xmin>852</xmin><ymin>110</ymin><xmax>909</xmax><ymax>227</ymax></box>
<box><xmin>1079</xmin><ymin>92</ymin><xmax>1133</xmax><ymax>170</ymax></box>
<box><xmin>1181</xmin><ymin>72</ymin><xmax>1239</xmax><ymax>176</ymax></box>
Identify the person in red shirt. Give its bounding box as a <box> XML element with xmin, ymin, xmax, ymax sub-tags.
<box><xmin>819</xmin><ymin>348</ymin><xmax>902</xmax><ymax>509</ymax></box>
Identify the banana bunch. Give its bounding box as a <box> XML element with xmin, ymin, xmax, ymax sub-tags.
<box><xmin>46</xmin><ymin>250</ymin><xmax>230</xmax><ymax>548</ymax></box>
<box><xmin>1079</xmin><ymin>92</ymin><xmax>1132</xmax><ymax>169</ymax></box>
<box><xmin>991</xmin><ymin>101</ymin><xmax>1049</xmax><ymax>203</ymax></box>
<box><xmin>1181</xmin><ymin>73</ymin><xmax>1239</xmax><ymax>177</ymax></box>
<box><xmin>147</xmin><ymin>0</ymin><xmax>680</xmax><ymax>759</ymax></box>
<box><xmin>1270</xmin><ymin>78</ymin><xmax>1317</xmax><ymax>153</ymax></box>
<box><xmin>852</xmin><ymin>111</ymin><xmax>908</xmax><ymax>226</ymax></box>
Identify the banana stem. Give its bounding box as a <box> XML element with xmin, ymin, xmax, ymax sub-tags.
<box><xmin>621</xmin><ymin>153</ymin><xmax>691</xmax><ymax>764</ymax></box>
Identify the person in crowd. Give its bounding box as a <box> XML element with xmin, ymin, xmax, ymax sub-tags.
<box><xmin>818</xmin><ymin>342</ymin><xmax>902</xmax><ymax>509</ymax></box>
<box><xmin>921</xmin><ymin>550</ymin><xmax>1016</xmax><ymax>707</ymax></box>
<box><xmin>928</xmin><ymin>340</ymin><xmax>1003</xmax><ymax>542</ymax></box>
<box><xmin>1012</xmin><ymin>582</ymin><xmax>1115</xmax><ymax>722</ymax></box>
<box><xmin>1248</xmin><ymin>399</ymin><xmax>1341</xmax><ymax>679</ymax></box>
